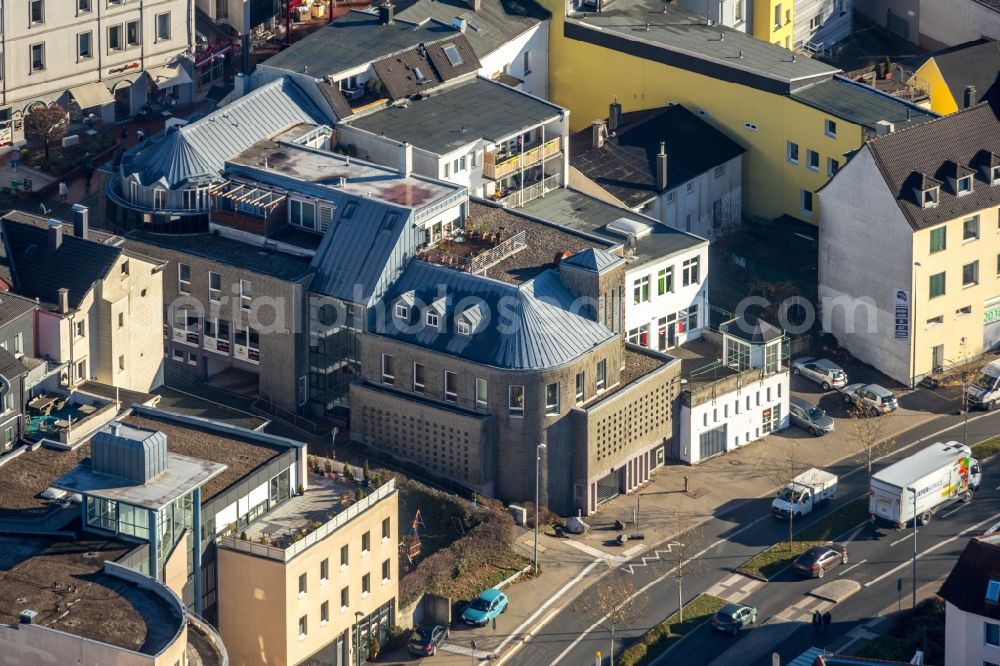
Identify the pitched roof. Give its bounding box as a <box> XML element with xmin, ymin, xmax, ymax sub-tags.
<box><xmin>121</xmin><ymin>77</ymin><xmax>329</xmax><ymax>188</ymax></box>
<box><xmin>379</xmin><ymin>260</ymin><xmax>615</xmax><ymax>369</ymax></box>
<box><xmin>0</xmin><ymin>347</ymin><xmax>27</xmax><ymax>379</ymax></box>
<box><xmin>938</xmin><ymin>534</ymin><xmax>1000</xmax><ymax>620</ymax></box>
<box><xmin>561</xmin><ymin>247</ymin><xmax>623</xmax><ymax>273</ymax></box>
<box><xmin>344</xmin><ymin>76</ymin><xmax>563</xmax><ymax>155</ymax></box>
<box><xmin>791</xmin><ymin>75</ymin><xmax>937</xmax><ymax>132</ymax></box>
<box><xmin>720</xmin><ymin>313</ymin><xmax>783</xmax><ymax>344</ymax></box>
<box><xmin>926</xmin><ymin>39</ymin><xmax>1000</xmax><ymax>108</ymax></box>
<box><xmin>569</xmin><ymin>104</ymin><xmax>745</xmax><ymax>208</ymax></box>
<box><xmin>867</xmin><ymin>101</ymin><xmax>1000</xmax><ymax>230</ymax></box>
<box><xmin>371</xmin><ymin>38</ymin><xmax>480</xmax><ymax>100</ymax></box>
<box><xmin>0</xmin><ymin>216</ymin><xmax>121</xmax><ymax>309</ymax></box>
<box><xmin>0</xmin><ymin>291</ymin><xmax>37</xmax><ymax>327</ymax></box>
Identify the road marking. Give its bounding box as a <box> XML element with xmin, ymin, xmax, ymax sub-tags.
<box><xmin>942</xmin><ymin>502</ymin><xmax>968</xmax><ymax>518</ymax></box>
<box><xmin>620</xmin><ymin>542</ymin><xmax>683</xmax><ymax>575</ymax></box>
<box><xmin>865</xmin><ymin>508</ymin><xmax>1000</xmax><ymax>588</ymax></box>
<box><xmin>837</xmin><ymin>559</ymin><xmax>866</xmax><ymax>576</ymax></box>
<box><xmin>441</xmin><ymin>643</ymin><xmax>492</xmax><ymax>658</ymax></box>
<box><xmin>706</xmin><ymin>573</ymin><xmax>765</xmax><ymax>603</ymax></box>
<box><xmin>889</xmin><ymin>533</ymin><xmax>913</xmax><ymax>547</ymax></box>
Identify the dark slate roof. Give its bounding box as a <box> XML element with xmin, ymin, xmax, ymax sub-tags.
<box><xmin>790</xmin><ymin>76</ymin><xmax>937</xmax><ymax>132</ymax></box>
<box><xmin>344</xmin><ymin>77</ymin><xmax>563</xmax><ymax>155</ymax></box>
<box><xmin>561</xmin><ymin>247</ymin><xmax>623</xmax><ymax>273</ymax></box>
<box><xmin>425</xmin><ymin>35</ymin><xmax>480</xmax><ymax>82</ymax></box>
<box><xmin>377</xmin><ymin>260</ymin><xmax>615</xmax><ymax>369</ymax></box>
<box><xmin>371</xmin><ymin>47</ymin><xmax>447</xmax><ymax>100</ymax></box>
<box><xmin>938</xmin><ymin>534</ymin><xmax>1000</xmax><ymax>620</ymax></box>
<box><xmin>259</xmin><ymin>10</ymin><xmax>457</xmax><ymax>79</ymax></box>
<box><xmin>121</xmin><ymin>77</ymin><xmax>329</xmax><ymax>188</ymax></box>
<box><xmin>317</xmin><ymin>82</ymin><xmax>354</xmax><ymax>120</ymax></box>
<box><xmin>867</xmin><ymin>101</ymin><xmax>1000</xmax><ymax>230</ymax></box>
<box><xmin>1</xmin><ymin>210</ymin><xmax>120</xmax><ymax>245</ymax></box>
<box><xmin>394</xmin><ymin>0</ymin><xmax>548</xmax><ymax>60</ymax></box>
<box><xmin>929</xmin><ymin>39</ymin><xmax>1000</xmax><ymax>108</ymax></box>
<box><xmin>0</xmin><ymin>347</ymin><xmax>27</xmax><ymax>379</ymax></box>
<box><xmin>720</xmin><ymin>313</ymin><xmax>782</xmax><ymax>344</ymax></box>
<box><xmin>569</xmin><ymin>104</ymin><xmax>745</xmax><ymax>208</ymax></box>
<box><xmin>0</xmin><ymin>218</ymin><xmax>121</xmax><ymax>310</ymax></box>
<box><xmin>0</xmin><ymin>291</ymin><xmax>37</xmax><ymax>327</ymax></box>
<box><xmin>125</xmin><ymin>232</ymin><xmax>313</xmax><ymax>281</ymax></box>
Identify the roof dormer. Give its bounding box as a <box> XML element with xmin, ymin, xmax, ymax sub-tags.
<box><xmin>393</xmin><ymin>291</ymin><xmax>415</xmax><ymax>322</ymax></box>
<box><xmin>425</xmin><ymin>294</ymin><xmax>448</xmax><ymax>330</ymax></box>
<box><xmin>942</xmin><ymin>160</ymin><xmax>975</xmax><ymax>196</ymax></box>
<box><xmin>456</xmin><ymin>303</ymin><xmax>484</xmax><ymax>336</ymax></box>
<box><xmin>975</xmin><ymin>150</ymin><xmax>1000</xmax><ymax>185</ymax></box>
<box><xmin>911</xmin><ymin>172</ymin><xmax>941</xmax><ymax>208</ymax></box>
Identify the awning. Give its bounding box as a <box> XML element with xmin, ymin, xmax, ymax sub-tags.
<box><xmin>68</xmin><ymin>82</ymin><xmax>114</xmax><ymax>109</ymax></box>
<box><xmin>147</xmin><ymin>64</ymin><xmax>193</xmax><ymax>89</ymax></box>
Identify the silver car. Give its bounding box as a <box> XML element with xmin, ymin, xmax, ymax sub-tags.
<box><xmin>791</xmin><ymin>357</ymin><xmax>848</xmax><ymax>391</ymax></box>
<box><xmin>789</xmin><ymin>396</ymin><xmax>835</xmax><ymax>436</ymax></box>
<box><xmin>841</xmin><ymin>383</ymin><xmax>898</xmax><ymax>415</ymax></box>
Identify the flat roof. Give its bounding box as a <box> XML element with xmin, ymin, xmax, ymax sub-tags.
<box><xmin>565</xmin><ymin>0</ymin><xmax>838</xmax><ymax>93</ymax></box>
<box><xmin>791</xmin><ymin>75</ymin><xmax>937</xmax><ymax>131</ymax></box>
<box><xmin>345</xmin><ymin>77</ymin><xmax>564</xmax><ymax>155</ymax></box>
<box><xmin>394</xmin><ymin>0</ymin><xmax>548</xmax><ymax>59</ymax></box>
<box><xmin>0</xmin><ymin>444</ymin><xmax>89</xmax><ymax>515</ymax></box>
<box><xmin>243</xmin><ymin>474</ymin><xmax>358</xmax><ymax>542</ymax></box>
<box><xmin>0</xmin><ymin>536</ymin><xmax>180</xmax><ymax>653</ymax></box>
<box><xmin>518</xmin><ymin>188</ymin><xmax>706</xmax><ymax>270</ymax></box>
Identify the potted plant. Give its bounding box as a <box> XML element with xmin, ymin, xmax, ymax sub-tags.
<box><xmin>324</xmin><ymin>459</ymin><xmax>333</xmax><ymax>477</ymax></box>
<box><xmin>883</xmin><ymin>56</ymin><xmax>893</xmax><ymax>80</ymax></box>
<box><xmin>368</xmin><ymin>636</ymin><xmax>381</xmax><ymax>661</ymax></box>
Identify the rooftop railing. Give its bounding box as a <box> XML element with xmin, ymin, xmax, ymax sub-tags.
<box><xmin>483</xmin><ymin>137</ymin><xmax>561</xmax><ymax>180</ymax></box>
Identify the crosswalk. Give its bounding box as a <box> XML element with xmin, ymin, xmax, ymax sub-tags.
<box><xmin>775</xmin><ymin>594</ymin><xmax>836</xmax><ymax>623</ymax></box>
<box><xmin>705</xmin><ymin>572</ymin><xmax>766</xmax><ymax>603</ymax></box>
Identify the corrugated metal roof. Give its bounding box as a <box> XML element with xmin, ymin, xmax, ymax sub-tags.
<box><xmin>122</xmin><ymin>77</ymin><xmax>329</xmax><ymax>188</ymax></box>
<box><xmin>561</xmin><ymin>247</ymin><xmax>622</xmax><ymax>272</ymax></box>
<box><xmin>378</xmin><ymin>260</ymin><xmax>614</xmax><ymax>369</ymax></box>
<box><xmin>791</xmin><ymin>76</ymin><xmax>936</xmax><ymax>132</ymax></box>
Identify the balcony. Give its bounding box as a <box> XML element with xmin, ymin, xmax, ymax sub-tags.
<box><xmin>494</xmin><ymin>174</ymin><xmax>561</xmax><ymax>209</ymax></box>
<box><xmin>483</xmin><ymin>137</ymin><xmax>562</xmax><ymax>180</ymax></box>
<box><xmin>419</xmin><ymin>229</ymin><xmax>528</xmax><ymax>274</ymax></box>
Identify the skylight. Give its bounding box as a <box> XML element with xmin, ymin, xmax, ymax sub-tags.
<box><xmin>443</xmin><ymin>44</ymin><xmax>464</xmax><ymax>67</ymax></box>
<box><xmin>607</xmin><ymin>217</ymin><xmax>653</xmax><ymax>239</ymax></box>
<box><xmin>988</xmin><ymin>579</ymin><xmax>1000</xmax><ymax>603</ymax></box>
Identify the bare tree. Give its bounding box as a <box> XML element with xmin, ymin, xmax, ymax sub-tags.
<box><xmin>24</xmin><ymin>103</ymin><xmax>68</xmax><ymax>164</ymax></box>
<box><xmin>660</xmin><ymin>511</ymin><xmax>705</xmax><ymax>622</ymax></box>
<box><xmin>572</xmin><ymin>564</ymin><xmax>649</xmax><ymax>666</ymax></box>
<box><xmin>769</xmin><ymin>444</ymin><xmax>805</xmax><ymax>552</ymax></box>
<box><xmin>848</xmin><ymin>405</ymin><xmax>895</xmax><ymax>486</ymax></box>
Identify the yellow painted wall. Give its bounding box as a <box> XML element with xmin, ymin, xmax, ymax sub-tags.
<box><xmin>542</xmin><ymin>0</ymin><xmax>859</xmax><ymax>223</ymax></box>
<box><xmin>752</xmin><ymin>0</ymin><xmax>794</xmax><ymax>48</ymax></box>
<box><xmin>912</xmin><ymin>59</ymin><xmax>959</xmax><ymax>115</ymax></box>
<box><xmin>163</xmin><ymin>532</ymin><xmax>189</xmax><ymax>600</ymax></box>
<box><xmin>910</xmin><ymin>205</ymin><xmax>1000</xmax><ymax>378</ymax></box>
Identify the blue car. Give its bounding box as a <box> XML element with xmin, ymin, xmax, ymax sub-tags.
<box><xmin>461</xmin><ymin>588</ymin><xmax>508</xmax><ymax>626</ymax></box>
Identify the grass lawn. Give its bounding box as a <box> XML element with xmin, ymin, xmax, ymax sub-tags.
<box><xmin>617</xmin><ymin>594</ymin><xmax>727</xmax><ymax>666</ymax></box>
<box><xmin>397</xmin><ymin>479</ymin><xmax>471</xmax><ymax>561</ymax></box>
<box><xmin>973</xmin><ymin>435</ymin><xmax>1000</xmax><ymax>460</ymax></box>
<box><xmin>737</xmin><ymin>497</ymin><xmax>869</xmax><ymax>580</ymax></box>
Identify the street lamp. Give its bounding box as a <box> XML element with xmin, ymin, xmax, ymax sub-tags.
<box><xmin>354</xmin><ymin>611</ymin><xmax>364</xmax><ymax>666</ymax></box>
<box><xmin>534</xmin><ymin>442</ymin><xmax>546</xmax><ymax>575</ymax></box>
<box><xmin>907</xmin><ymin>486</ymin><xmax>917</xmax><ymax>610</ymax></box>
<box><xmin>910</xmin><ymin>262</ymin><xmax>922</xmax><ymax>388</ymax></box>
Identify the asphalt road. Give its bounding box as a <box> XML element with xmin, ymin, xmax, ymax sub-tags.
<box><xmin>509</xmin><ymin>406</ymin><xmax>1000</xmax><ymax>666</ymax></box>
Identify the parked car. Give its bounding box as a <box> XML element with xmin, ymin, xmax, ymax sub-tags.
<box><xmin>407</xmin><ymin>624</ymin><xmax>449</xmax><ymax>657</ymax></box>
<box><xmin>841</xmin><ymin>383</ymin><xmax>898</xmax><ymax>415</ymax></box>
<box><xmin>789</xmin><ymin>396</ymin><xmax>835</xmax><ymax>436</ymax></box>
<box><xmin>792</xmin><ymin>543</ymin><xmax>848</xmax><ymax>578</ymax></box>
<box><xmin>711</xmin><ymin>602</ymin><xmax>757</xmax><ymax>635</ymax></box>
<box><xmin>461</xmin><ymin>589</ymin><xmax>508</xmax><ymax>626</ymax></box>
<box><xmin>791</xmin><ymin>357</ymin><xmax>848</xmax><ymax>390</ymax></box>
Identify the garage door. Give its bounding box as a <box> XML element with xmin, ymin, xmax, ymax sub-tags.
<box><xmin>985</xmin><ymin>302</ymin><xmax>1000</xmax><ymax>351</ymax></box>
<box><xmin>596</xmin><ymin>468</ymin><xmax>622</xmax><ymax>505</ymax></box>
<box><xmin>698</xmin><ymin>425</ymin><xmax>727</xmax><ymax>461</ymax></box>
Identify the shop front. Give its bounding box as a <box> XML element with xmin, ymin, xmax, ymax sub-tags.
<box><xmin>146</xmin><ymin>61</ymin><xmax>194</xmax><ymax>109</ymax></box>
<box><xmin>105</xmin><ymin>60</ymin><xmax>146</xmax><ymax>121</ymax></box>
<box><xmin>985</xmin><ymin>297</ymin><xmax>1000</xmax><ymax>353</ymax></box>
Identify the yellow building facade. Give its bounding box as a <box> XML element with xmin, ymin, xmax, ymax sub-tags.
<box><xmin>753</xmin><ymin>0</ymin><xmax>794</xmax><ymax>47</ymax></box>
<box><xmin>912</xmin><ymin>59</ymin><xmax>960</xmax><ymax>116</ymax></box>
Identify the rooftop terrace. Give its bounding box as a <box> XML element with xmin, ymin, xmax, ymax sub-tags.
<box><xmin>0</xmin><ymin>536</ymin><xmax>179</xmax><ymax>653</ymax></box>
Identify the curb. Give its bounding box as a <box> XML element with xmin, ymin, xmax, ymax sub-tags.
<box><xmin>646</xmin><ymin>618</ymin><xmax>715</xmax><ymax>666</ymax></box>
<box><xmin>731</xmin><ymin>567</ymin><xmax>770</xmax><ymax>583</ymax></box>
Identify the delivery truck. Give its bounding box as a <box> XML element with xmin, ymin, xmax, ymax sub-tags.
<box><xmin>772</xmin><ymin>468</ymin><xmax>838</xmax><ymax>519</ymax></box>
<box><xmin>967</xmin><ymin>359</ymin><xmax>1000</xmax><ymax>411</ymax></box>
<box><xmin>869</xmin><ymin>441</ymin><xmax>983</xmax><ymax>528</ymax></box>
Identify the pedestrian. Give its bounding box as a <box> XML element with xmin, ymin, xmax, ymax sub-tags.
<box><xmin>82</xmin><ymin>152</ymin><xmax>94</xmax><ymax>192</ymax></box>
<box><xmin>812</xmin><ymin>610</ymin><xmax>821</xmax><ymax>636</ymax></box>
<box><xmin>822</xmin><ymin>610</ymin><xmax>832</xmax><ymax>632</ymax></box>
<box><xmin>136</xmin><ymin>128</ymin><xmax>146</xmax><ymax>142</ymax></box>
<box><xmin>120</xmin><ymin>125</ymin><xmax>128</xmax><ymax>143</ymax></box>
<box><xmin>58</xmin><ymin>181</ymin><xmax>68</xmax><ymax>203</ymax></box>
<box><xmin>10</xmin><ymin>147</ymin><xmax>21</xmax><ymax>173</ymax></box>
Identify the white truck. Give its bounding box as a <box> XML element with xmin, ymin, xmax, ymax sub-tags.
<box><xmin>772</xmin><ymin>468</ymin><xmax>838</xmax><ymax>520</ymax></box>
<box><xmin>870</xmin><ymin>441</ymin><xmax>983</xmax><ymax>528</ymax></box>
<box><xmin>967</xmin><ymin>359</ymin><xmax>1000</xmax><ymax>411</ymax></box>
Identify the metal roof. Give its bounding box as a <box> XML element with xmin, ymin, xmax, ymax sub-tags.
<box><xmin>122</xmin><ymin>77</ymin><xmax>329</xmax><ymax>188</ymax></box>
<box><xmin>561</xmin><ymin>247</ymin><xmax>623</xmax><ymax>273</ymax></box>
<box><xmin>344</xmin><ymin>77</ymin><xmax>564</xmax><ymax>155</ymax></box>
<box><xmin>791</xmin><ymin>75</ymin><xmax>937</xmax><ymax>132</ymax></box>
<box><xmin>378</xmin><ymin>260</ymin><xmax>615</xmax><ymax>370</ymax></box>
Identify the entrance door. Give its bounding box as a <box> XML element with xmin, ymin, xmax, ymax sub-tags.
<box><xmin>698</xmin><ymin>425</ymin><xmax>727</xmax><ymax>461</ymax></box>
<box><xmin>114</xmin><ymin>82</ymin><xmax>131</xmax><ymax>120</ymax></box>
<box><xmin>985</xmin><ymin>319</ymin><xmax>1000</xmax><ymax>352</ymax></box>
<box><xmin>932</xmin><ymin>344</ymin><xmax>944</xmax><ymax>373</ymax></box>
<box><xmin>595</xmin><ymin>468</ymin><xmax>622</xmax><ymax>505</ymax></box>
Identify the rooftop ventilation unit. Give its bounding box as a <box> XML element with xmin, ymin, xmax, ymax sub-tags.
<box><xmin>606</xmin><ymin>217</ymin><xmax>653</xmax><ymax>239</ymax></box>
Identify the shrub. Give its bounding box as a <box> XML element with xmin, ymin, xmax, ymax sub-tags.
<box><xmin>521</xmin><ymin>501</ymin><xmax>565</xmax><ymax>528</ymax></box>
<box><xmin>363</xmin><ymin>459</ymin><xmax>371</xmax><ymax>482</ymax></box>
<box><xmin>324</xmin><ymin>458</ymin><xmax>332</xmax><ymax>473</ymax></box>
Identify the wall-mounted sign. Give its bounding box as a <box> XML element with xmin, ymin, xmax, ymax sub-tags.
<box><xmin>985</xmin><ymin>304</ymin><xmax>1000</xmax><ymax>325</ymax></box>
<box><xmin>108</xmin><ymin>61</ymin><xmax>141</xmax><ymax>77</ymax></box>
<box><xmin>26</xmin><ymin>101</ymin><xmax>46</xmax><ymax>114</ymax></box>
<box><xmin>894</xmin><ymin>289</ymin><xmax>910</xmax><ymax>340</ymax></box>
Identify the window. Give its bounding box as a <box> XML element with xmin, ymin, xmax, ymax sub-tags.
<box><xmin>765</xmin><ymin>341</ymin><xmax>779</xmax><ymax>373</ymax></box>
<box><xmin>986</xmin><ymin>622</ymin><xmax>1000</xmax><ymax>646</ymax></box>
<box><xmin>596</xmin><ymin>359</ymin><xmax>607</xmax><ymax>391</ymax></box>
<box><xmin>682</xmin><ymin>257</ymin><xmax>700</xmax><ymax>286</ymax></box>
<box><xmin>442</xmin><ymin>43</ymin><xmax>463</xmax><ymax>66</ymax></box>
<box><xmin>30</xmin><ymin>0</ymin><xmax>44</xmax><ymax>23</ymax></box>
<box><xmin>806</xmin><ymin>149</ymin><xmax>819</xmax><ymax>171</ymax></box>
<box><xmin>929</xmin><ymin>271</ymin><xmax>946</xmax><ymax>298</ymax></box>
<box><xmin>509</xmin><ymin>385</ymin><xmax>525</xmax><ymax>417</ymax></box>
<box><xmin>153</xmin><ymin>189</ymin><xmax>167</xmax><ymax>211</ymax></box>
<box><xmin>774</xmin><ymin>3</ymin><xmax>781</xmax><ymax>26</ymax></box>
<box><xmin>957</xmin><ymin>305</ymin><xmax>972</xmax><ymax>316</ymax></box>
<box><xmin>209</xmin><ymin>272</ymin><xmax>221</xmax><ymax>302</ymax></box>
<box><xmin>78</xmin><ymin>31</ymin><xmax>92</xmax><ymax>59</ymax></box>
<box><xmin>964</xmin><ymin>215</ymin><xmax>980</xmax><ymax>241</ymax></box>
<box><xmin>362</xmin><ymin>572</ymin><xmax>371</xmax><ymax>596</ymax></box>
<box><xmin>78</xmin><ymin>0</ymin><xmax>91</xmax><ymax>11</ymax></box>
<box><xmin>787</xmin><ymin>141</ymin><xmax>799</xmax><ymax>164</ymax></box>
<box><xmin>987</xmin><ymin>579</ymin><xmax>1000</xmax><ymax>603</ymax></box>
<box><xmin>108</xmin><ymin>25</ymin><xmax>122</xmax><ymax>51</ymax></box>
<box><xmin>658</xmin><ymin>267</ymin><xmax>673</xmax><ymax>295</ymax></box>
<box><xmin>576</xmin><ymin>371</ymin><xmax>585</xmax><ymax>404</ymax></box>
<box><xmin>997</xmin><ymin>253</ymin><xmax>1000</xmax><ymax>276</ymax></box>
<box><xmin>545</xmin><ymin>382</ymin><xmax>559</xmax><ymax>415</ymax></box>
<box><xmin>178</xmin><ymin>264</ymin><xmax>190</xmax><ymax>294</ymax></box>
<box><xmin>118</xmin><ymin>312</ymin><xmax>125</xmax><ymax>328</ymax></box>
<box><xmin>809</xmin><ymin>15</ymin><xmax>821</xmax><ymax>29</ymax></box>
<box><xmin>993</xmin><ymin>166</ymin><xmax>1000</xmax><ymax>185</ymax></box>
<box><xmin>382</xmin><ymin>558</ymin><xmax>391</xmax><ymax>581</ymax></box>
<box><xmin>726</xmin><ymin>338</ymin><xmax>751</xmax><ymax>370</ymax></box>
<box><xmin>523</xmin><ymin>50</ymin><xmax>532</xmax><ymax>74</ymax></box>
<box><xmin>395</xmin><ymin>303</ymin><xmax>408</xmax><ymax>320</ymax></box>
<box><xmin>30</xmin><ymin>43</ymin><xmax>45</xmax><ymax>71</ymax></box>
<box><xmin>340</xmin><ymin>587</ymin><xmax>349</xmax><ymax>610</ymax></box>
<box><xmin>298</xmin><ymin>573</ymin><xmax>307</xmax><ymax>596</ymax></box>
<box><xmin>340</xmin><ymin>544</ymin><xmax>349</xmax><ymax>567</ymax></box>
<box><xmin>381</xmin><ymin>354</ymin><xmax>395</xmax><ymax>384</ymax></box>
<box><xmin>734</xmin><ymin>0</ymin><xmax>743</xmax><ymax>20</ymax></box>
<box><xmin>118</xmin><ymin>355</ymin><xmax>125</xmax><ymax>370</ymax></box>
<box><xmin>425</xmin><ymin>311</ymin><xmax>439</xmax><ymax>327</ymax></box>
<box><xmin>362</xmin><ymin>531</ymin><xmax>370</xmax><ymax>553</ymax></box>
<box><xmin>926</xmin><ymin>315</ymin><xmax>943</xmax><ymax>326</ymax></box>
<box><xmin>744</xmin><ymin>122</ymin><xmax>758</xmax><ymax>131</ymax></box>
<box><xmin>75</xmin><ymin>320</ymin><xmax>85</xmax><ymax>338</ymax></box>
<box><xmin>958</xmin><ymin>176</ymin><xmax>973</xmax><ymax>195</ymax></box>
<box><xmin>382</xmin><ymin>517</ymin><xmax>391</xmax><ymax>540</ymax></box>
<box><xmin>290</xmin><ymin>200</ymin><xmax>316</xmax><ymax>230</ymax></box>
<box><xmin>126</xmin><ymin>20</ymin><xmax>140</xmax><ymax>47</ymax></box>
<box><xmin>963</xmin><ymin>260</ymin><xmax>979</xmax><ymax>287</ymax></box>
<box><xmin>475</xmin><ymin>378</ymin><xmax>487</xmax><ymax>410</ymax></box>
<box><xmin>666</xmin><ymin>191</ymin><xmax>676</xmax><ymax>203</ymax></box>
<box><xmin>298</xmin><ymin>615</ymin><xmax>307</xmax><ymax>639</ymax></box>
<box><xmin>801</xmin><ymin>190</ymin><xmax>814</xmax><ymax>215</ymax></box>
<box><xmin>633</xmin><ymin>276</ymin><xmax>650</xmax><ymax>303</ymax></box>
<box><xmin>922</xmin><ymin>187</ymin><xmax>939</xmax><ymax>207</ymax></box>
<box><xmin>320</xmin><ymin>601</ymin><xmax>329</xmax><ymax>624</ymax></box>
<box><xmin>827</xmin><ymin>158</ymin><xmax>839</xmax><ymax>177</ymax></box>
<box><xmin>457</xmin><ymin>319</ymin><xmax>471</xmax><ymax>335</ymax></box>
<box><xmin>929</xmin><ymin>226</ymin><xmax>946</xmax><ymax>253</ymax></box>
<box><xmin>239</xmin><ymin>280</ymin><xmax>252</xmax><ymax>311</ymax></box>
<box><xmin>824</xmin><ymin>119</ymin><xmax>836</xmax><ymax>138</ymax></box>
<box><xmin>320</xmin><ymin>558</ymin><xmax>329</xmax><ymax>581</ymax></box>
<box><xmin>714</xmin><ymin>165</ymin><xmax>726</xmax><ymax>178</ymax></box>
<box><xmin>155</xmin><ymin>12</ymin><xmax>171</xmax><ymax>41</ymax></box>
<box><xmin>686</xmin><ymin>181</ymin><xmax>695</xmax><ymax>194</ymax></box>
<box><xmin>413</xmin><ymin>363</ymin><xmax>427</xmax><ymax>393</ymax></box>
<box><xmin>444</xmin><ymin>371</ymin><xmax>458</xmax><ymax>403</ymax></box>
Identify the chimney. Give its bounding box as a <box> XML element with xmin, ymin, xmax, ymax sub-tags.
<box><xmin>57</xmin><ymin>288</ymin><xmax>69</xmax><ymax>314</ymax></box>
<box><xmin>452</xmin><ymin>17</ymin><xmax>467</xmax><ymax>32</ymax></box>
<box><xmin>47</xmin><ymin>219</ymin><xmax>63</xmax><ymax>251</ymax></box>
<box><xmin>591</xmin><ymin>120</ymin><xmax>607</xmax><ymax>149</ymax></box>
<box><xmin>608</xmin><ymin>97</ymin><xmax>622</xmax><ymax>132</ymax></box>
<box><xmin>72</xmin><ymin>204</ymin><xmax>89</xmax><ymax>240</ymax></box>
<box><xmin>399</xmin><ymin>141</ymin><xmax>413</xmax><ymax>177</ymax></box>
<box><xmin>656</xmin><ymin>142</ymin><xmax>668</xmax><ymax>192</ymax></box>
<box><xmin>875</xmin><ymin>120</ymin><xmax>895</xmax><ymax>135</ymax></box>
<box><xmin>19</xmin><ymin>610</ymin><xmax>37</xmax><ymax>625</ymax></box>
<box><xmin>964</xmin><ymin>85</ymin><xmax>977</xmax><ymax>109</ymax></box>
<box><xmin>466</xmin><ymin>0</ymin><xmax>481</xmax><ymax>10</ymax></box>
<box><xmin>109</xmin><ymin>423</ymin><xmax>120</xmax><ymax>437</ymax></box>
<box><xmin>378</xmin><ymin>2</ymin><xmax>394</xmax><ymax>24</ymax></box>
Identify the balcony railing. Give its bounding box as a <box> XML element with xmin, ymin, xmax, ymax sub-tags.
<box><xmin>483</xmin><ymin>137</ymin><xmax>562</xmax><ymax>180</ymax></box>
<box><xmin>496</xmin><ymin>174</ymin><xmax>561</xmax><ymax>209</ymax></box>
